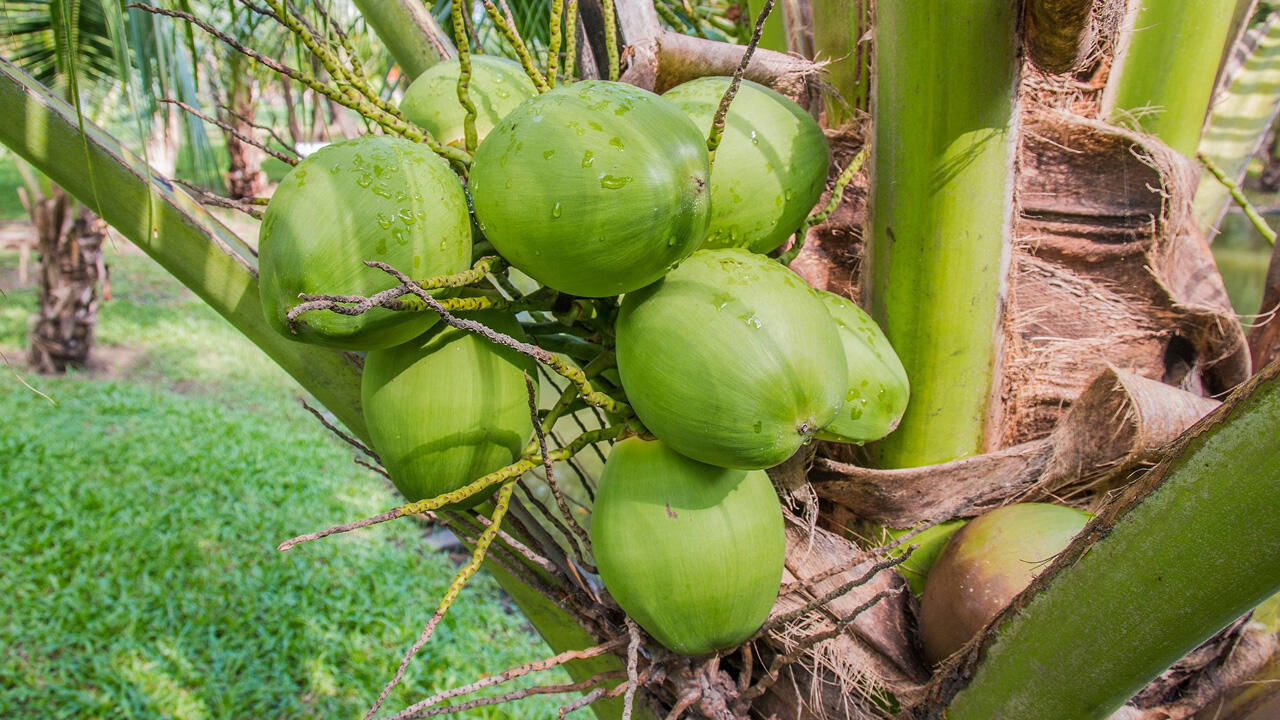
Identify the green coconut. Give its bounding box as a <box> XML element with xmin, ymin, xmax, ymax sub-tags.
<box><xmin>813</xmin><ymin>290</ymin><xmax>910</xmax><ymax>444</ymax></box>
<box><xmin>258</xmin><ymin>135</ymin><xmax>471</xmax><ymax>349</ymax></box>
<box><xmin>361</xmin><ymin>311</ymin><xmax>536</xmax><ymax>507</ymax></box>
<box><xmin>399</xmin><ymin>56</ymin><xmax>538</xmax><ymax>147</ymax></box>
<box><xmin>616</xmin><ymin>248</ymin><xmax>847</xmax><ymax>469</ymax></box>
<box><xmin>469</xmin><ymin>80</ymin><xmax>710</xmax><ymax>297</ymax></box>
<box><xmin>590</xmin><ymin>437</ymin><xmax>785</xmax><ymax>655</ymax></box>
<box><xmin>663</xmin><ymin>77</ymin><xmax>829</xmax><ymax>254</ymax></box>
<box><xmin>918</xmin><ymin>503</ymin><xmax>1092</xmax><ymax>665</ymax></box>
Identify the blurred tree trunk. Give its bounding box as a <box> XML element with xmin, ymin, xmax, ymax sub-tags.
<box><xmin>223</xmin><ymin>74</ymin><xmax>266</xmax><ymax>199</ymax></box>
<box><xmin>22</xmin><ymin>184</ymin><xmax>109</xmax><ymax>374</ymax></box>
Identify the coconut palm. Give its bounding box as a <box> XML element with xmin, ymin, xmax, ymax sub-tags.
<box><xmin>2</xmin><ymin>0</ymin><xmax>1279</xmax><ymax>717</ymax></box>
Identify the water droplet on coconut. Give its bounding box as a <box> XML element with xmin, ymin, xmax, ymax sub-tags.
<box><xmin>599</xmin><ymin>175</ymin><xmax>631</xmax><ymax>189</ymax></box>
<box><xmin>393</xmin><ymin>229</ymin><xmax>407</xmax><ymax>245</ymax></box>
<box><xmin>609</xmin><ymin>137</ymin><xmax>625</xmax><ymax>150</ymax></box>
<box><xmin>543</xmin><ymin>149</ymin><xmax>556</xmax><ymax>160</ymax></box>
<box><xmin>376</xmin><ymin>213</ymin><xmax>393</xmax><ymax>230</ymax></box>
<box><xmin>581</xmin><ymin>150</ymin><xmax>594</xmax><ymax>168</ymax></box>
<box><xmin>753</xmin><ymin>420</ymin><xmax>763</xmax><ymax>433</ymax></box>
<box><xmin>750</xmin><ymin>130</ymin><xmax>759</xmax><ymax>145</ymax></box>
<box><xmin>551</xmin><ymin>202</ymin><xmax>562</xmax><ymax>219</ymax></box>
<box><xmin>784</xmin><ymin>189</ymin><xmax>796</xmax><ymax>201</ymax></box>
<box><xmin>356</xmin><ymin>174</ymin><xmax>372</xmax><ymax>188</ymax></box>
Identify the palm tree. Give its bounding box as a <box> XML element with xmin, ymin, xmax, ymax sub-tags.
<box><xmin>0</xmin><ymin>0</ymin><xmax>217</xmax><ymax>371</ymax></box>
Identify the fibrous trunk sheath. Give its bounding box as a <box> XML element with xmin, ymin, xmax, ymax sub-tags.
<box><xmin>27</xmin><ymin>187</ymin><xmax>108</xmax><ymax>374</ymax></box>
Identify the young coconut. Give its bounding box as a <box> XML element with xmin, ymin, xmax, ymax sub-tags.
<box><xmin>399</xmin><ymin>56</ymin><xmax>538</xmax><ymax>147</ymax></box>
<box><xmin>590</xmin><ymin>437</ymin><xmax>785</xmax><ymax>656</ymax></box>
<box><xmin>616</xmin><ymin>248</ymin><xmax>847</xmax><ymax>469</ymax></box>
<box><xmin>469</xmin><ymin>80</ymin><xmax>711</xmax><ymax>297</ymax></box>
<box><xmin>259</xmin><ymin>135</ymin><xmax>471</xmax><ymax>349</ymax></box>
<box><xmin>663</xmin><ymin>77</ymin><xmax>829</xmax><ymax>254</ymax></box>
<box><xmin>918</xmin><ymin>503</ymin><xmax>1091</xmax><ymax>665</ymax></box>
<box><xmin>814</xmin><ymin>290</ymin><xmax>910</xmax><ymax>444</ymax></box>
<box><xmin>361</xmin><ymin>311</ymin><xmax>536</xmax><ymax>507</ymax></box>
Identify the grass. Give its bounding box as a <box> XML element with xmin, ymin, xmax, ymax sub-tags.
<box><xmin>0</xmin><ymin>244</ymin><xmax>567</xmax><ymax>718</ymax></box>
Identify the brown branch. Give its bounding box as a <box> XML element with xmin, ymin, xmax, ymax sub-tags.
<box><xmin>438</xmin><ymin>512</ymin><xmax>587</xmax><ymax>627</ymax></box>
<box><xmin>215</xmin><ymin>100</ymin><xmax>300</xmax><ymax>159</ymax></box>
<box><xmin>458</xmin><ymin>509</ymin><xmax>562</xmax><ymax>578</ymax></box>
<box><xmin>742</xmin><ymin>587</ymin><xmax>903</xmax><ymax>702</ymax></box>
<box><xmin>354</xmin><ymin>457</ymin><xmax>391</xmax><ymax>478</ymax></box>
<box><xmin>386</xmin><ymin>638</ymin><xmax>627</xmax><ymax>719</ymax></box>
<box><xmin>526</xmin><ymin>372</ymin><xmax>594</xmax><ymax>559</ymax></box>
<box><xmin>394</xmin><ymin>671</ymin><xmax>626</xmax><ymax>719</ymax></box>
<box><xmin>558</xmin><ymin>685</ymin><xmax>610</xmax><ymax>718</ymax></box>
<box><xmin>779</xmin><ymin>522</ymin><xmax>931</xmax><ymax>592</ymax></box>
<box><xmin>278</xmin><ymin>506</ymin><xmax>405</xmax><ymax>551</ymax></box>
<box><xmin>765</xmin><ymin>552</ymin><xmax>912</xmax><ymax>631</ymax></box>
<box><xmin>663</xmin><ymin>687</ymin><xmax>702</xmax><ymax>720</ymax></box>
<box><xmin>301</xmin><ymin>399</ymin><xmax>380</xmax><ymax>463</ymax></box>
<box><xmin>515</xmin><ymin>481</ymin><xmax>599</xmax><ymax>576</ymax></box>
<box><xmin>170</xmin><ymin>178</ymin><xmax>264</xmax><ymax>220</ymax></box>
<box><xmin>367</xmin><ymin>261</ymin><xmax>631</xmax><ymax>416</ymax></box>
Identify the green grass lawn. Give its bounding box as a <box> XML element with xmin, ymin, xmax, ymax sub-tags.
<box><xmin>0</xmin><ymin>244</ymin><xmax>566</xmax><ymax>718</ymax></box>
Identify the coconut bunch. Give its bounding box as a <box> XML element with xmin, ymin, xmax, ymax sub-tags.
<box><xmin>253</xmin><ymin>61</ymin><xmax>1096</xmax><ymax>680</ymax></box>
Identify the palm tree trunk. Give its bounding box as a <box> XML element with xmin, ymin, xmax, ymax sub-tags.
<box><xmin>224</xmin><ymin>79</ymin><xmax>266</xmax><ymax>200</ymax></box>
<box><xmin>25</xmin><ymin>185</ymin><xmax>108</xmax><ymax>374</ymax></box>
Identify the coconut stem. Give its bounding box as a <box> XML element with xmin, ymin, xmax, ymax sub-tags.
<box><xmin>477</xmin><ymin>0</ymin><xmax>551</xmax><ymax>90</ymax></box>
<box><xmin>706</xmin><ymin>0</ymin><xmax>775</xmax><ymax>161</ymax></box>
<box><xmin>448</xmin><ymin>0</ymin><xmax>480</xmax><ymax>152</ymax></box>
<box><xmin>549</xmin><ymin>0</ymin><xmax>566</xmax><ymax>86</ymax></box>
<box><xmin>603</xmin><ymin>0</ymin><xmax>621</xmax><ymax>79</ymax></box>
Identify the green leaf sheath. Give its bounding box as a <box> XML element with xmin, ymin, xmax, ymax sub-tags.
<box><xmin>1102</xmin><ymin>0</ymin><xmax>1237</xmax><ymax>156</ymax></box>
<box><xmin>868</xmin><ymin>0</ymin><xmax>1019</xmax><ymax>467</ymax></box>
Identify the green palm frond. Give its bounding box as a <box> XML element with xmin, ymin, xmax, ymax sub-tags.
<box><xmin>1</xmin><ymin>0</ymin><xmax>119</xmax><ymax>97</ymax></box>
